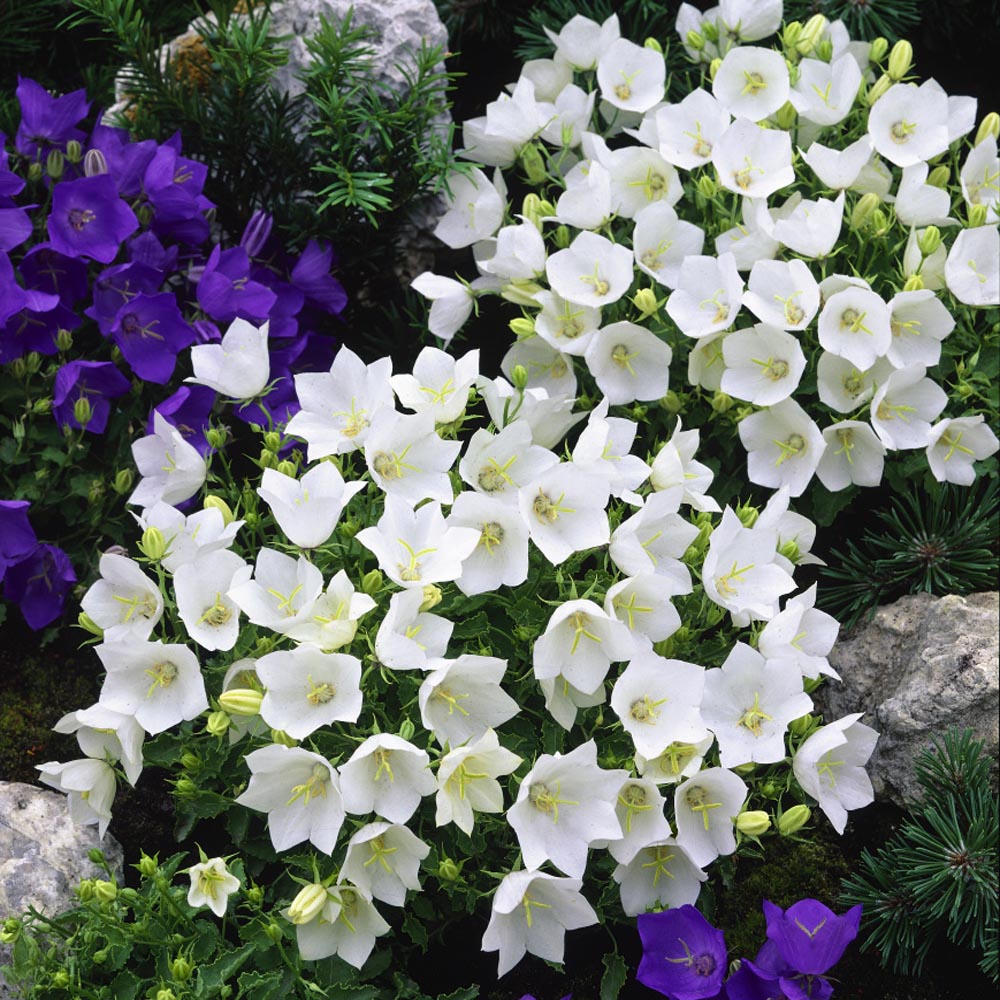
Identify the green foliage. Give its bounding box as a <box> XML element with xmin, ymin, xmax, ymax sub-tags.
<box><xmin>840</xmin><ymin>728</ymin><xmax>999</xmax><ymax>981</ymax></box>
<box><xmin>817</xmin><ymin>476</ymin><xmax>1000</xmax><ymax>627</ymax></box>
<box><xmin>783</xmin><ymin>0</ymin><xmax>923</xmax><ymax>41</ymax></box>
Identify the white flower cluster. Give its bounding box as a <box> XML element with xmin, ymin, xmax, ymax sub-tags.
<box><xmin>41</xmin><ymin>333</ymin><xmax>877</xmax><ymax>976</ymax></box>
<box><xmin>414</xmin><ymin>5</ymin><xmax>999</xmax><ymax>496</ymax></box>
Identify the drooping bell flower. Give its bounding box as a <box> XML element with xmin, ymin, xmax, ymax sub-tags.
<box><xmin>14</xmin><ymin>77</ymin><xmax>89</xmax><ymax>159</ymax></box>
<box><xmin>52</xmin><ymin>359</ymin><xmax>131</xmax><ymax>433</ymax></box>
<box><xmin>636</xmin><ymin>904</ymin><xmax>727</xmax><ymax>999</ymax></box>
<box><xmin>196</xmin><ymin>244</ymin><xmax>277</xmax><ymax>323</ymax></box>
<box><xmin>2</xmin><ymin>542</ymin><xmax>77</xmax><ymax>629</ymax></box>
<box><xmin>47</xmin><ymin>174</ymin><xmax>139</xmax><ymax>264</ymax></box>
<box><xmin>110</xmin><ymin>291</ymin><xmax>196</xmax><ymax>384</ymax></box>
<box><xmin>0</xmin><ymin>500</ymin><xmax>37</xmax><ymax>582</ymax></box>
<box><xmin>86</xmin><ymin>261</ymin><xmax>164</xmax><ymax>334</ymax></box>
<box><xmin>18</xmin><ymin>245</ymin><xmax>89</xmax><ymax>305</ymax></box>
<box><xmin>0</xmin><ymin>285</ymin><xmax>74</xmax><ymax>363</ymax></box>
<box><xmin>290</xmin><ymin>239</ymin><xmax>347</xmax><ymax>315</ymax></box>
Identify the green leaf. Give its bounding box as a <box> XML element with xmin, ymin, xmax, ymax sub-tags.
<box><xmin>109</xmin><ymin>970</ymin><xmax>142</xmax><ymax>1000</ymax></box>
<box><xmin>402</xmin><ymin>908</ymin><xmax>429</xmax><ymax>949</ymax></box>
<box><xmin>237</xmin><ymin>968</ymin><xmax>292</xmax><ymax>1000</ymax></box>
<box><xmin>600</xmin><ymin>947</ymin><xmax>628</xmax><ymax>1000</ymax></box>
<box><xmin>196</xmin><ymin>942</ymin><xmax>257</xmax><ymax>993</ymax></box>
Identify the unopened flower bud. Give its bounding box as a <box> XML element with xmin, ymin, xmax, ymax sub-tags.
<box><xmin>735</xmin><ymin>502</ymin><xmax>759</xmax><ymax>528</ymax></box>
<box><xmin>25</xmin><ymin>351</ymin><xmax>42</xmax><ymax>374</ymax></box>
<box><xmin>93</xmin><ymin>879</ymin><xmax>117</xmax><ymax>903</ymax></box>
<box><xmin>782</xmin><ymin>21</ymin><xmax>802</xmax><ymax>49</ymax></box>
<box><xmin>245</xmin><ymin>884</ymin><xmax>263</xmax><ymax>906</ymax></box>
<box><xmin>0</xmin><ymin>918</ymin><xmax>22</xmax><ymax>945</ymax></box>
<box><xmin>46</xmin><ymin>149</ymin><xmax>64</xmax><ymax>179</ymax></box>
<box><xmin>870</xmin><ymin>37</ymin><xmax>889</xmax><ymax>63</ymax></box>
<box><xmin>732</xmin><ymin>762</ymin><xmax>756</xmax><ymax>776</ymax></box>
<box><xmin>239</xmin><ymin>209</ymin><xmax>273</xmax><ymax>258</ymax></box>
<box><xmin>419</xmin><ymin>583</ymin><xmax>443</xmax><ymax>612</ymax></box>
<box><xmin>203</xmin><ymin>494</ymin><xmax>235</xmax><ymax>524</ymax></box>
<box><xmin>778</xmin><ymin>804</ymin><xmax>812</xmax><ymax>836</ymax></box>
<box><xmin>270</xmin><ymin>728</ymin><xmax>297</xmax><ymax>747</ymax></box>
<box><xmin>686</xmin><ymin>30</ymin><xmax>705</xmax><ymax>52</ymax></box>
<box><xmin>644</xmin><ymin>37</ymin><xmax>663</xmax><ymax>53</ymax></box>
<box><xmin>437</xmin><ymin>857</ymin><xmax>463</xmax><ymax>882</ymax></box>
<box><xmin>969</xmin><ymin>203</ymin><xmax>989</xmax><ymax>228</ymax></box>
<box><xmin>206</xmin><ymin>710</ymin><xmax>231</xmax><ymax>737</ymax></box>
<box><xmin>918</xmin><ymin>225</ymin><xmax>942</xmax><ymax>255</ymax></box>
<box><xmin>788</xmin><ymin>713</ymin><xmax>817</xmax><ymax>736</ymax></box>
<box><xmin>632</xmin><ymin>287</ymin><xmax>660</xmax><ymax>318</ymax></box>
<box><xmin>73</xmin><ymin>397</ymin><xmax>92</xmax><ymax>428</ymax></box>
<box><xmin>554</xmin><ymin>224</ymin><xmax>571</xmax><ymax>249</ymax></box>
<box><xmin>798</xmin><ymin>14</ymin><xmax>827</xmax><ymax>55</ymax></box>
<box><xmin>287</xmin><ymin>883</ymin><xmax>329</xmax><ymax>925</ymax></box>
<box><xmin>887</xmin><ymin>39</ymin><xmax>913</xmax><ymax>81</ymax></box>
<box><xmin>774</xmin><ymin>101</ymin><xmax>797</xmax><ymax>129</ymax></box>
<box><xmin>27</xmin><ymin>161</ymin><xmax>43</xmax><ymax>182</ymax></box>
<box><xmin>136</xmin><ymin>203</ymin><xmax>154</xmax><ymax>226</ymax></box>
<box><xmin>710</xmin><ymin>390</ymin><xmax>733</xmax><ymax>413</ymax></box>
<box><xmin>112</xmin><ymin>469</ymin><xmax>133</xmax><ymax>495</ymax></box>
<box><xmin>866</xmin><ymin>73</ymin><xmax>893</xmax><ymax>106</ymax></box>
<box><xmin>361</xmin><ymin>568</ymin><xmax>383</xmax><ymax>595</ymax></box>
<box><xmin>778</xmin><ymin>539</ymin><xmax>801</xmax><ymax>563</ymax></box>
<box><xmin>259</xmin><ymin>448</ymin><xmax>278</xmax><ymax>468</ymax></box>
<box><xmin>9</xmin><ymin>358</ymin><xmax>27</xmax><ymax>379</ymax></box>
<box><xmin>659</xmin><ymin>390</ymin><xmax>681</xmax><ymax>414</ymax></box>
<box><xmin>709</xmin><ymin>57</ymin><xmax>722</xmax><ymax>81</ymax></box>
<box><xmin>975</xmin><ymin>112</ymin><xmax>1000</xmax><ymax>145</ymax></box>
<box><xmin>851</xmin><ymin>191</ymin><xmax>881</xmax><ymax>229</ymax></box>
<box><xmin>501</xmin><ymin>280</ymin><xmax>544</xmax><ymax>307</ymax></box>
<box><xmin>511</xmin><ymin>364</ymin><xmax>529</xmax><ymax>390</ymax></box>
<box><xmin>138</xmin><ymin>525</ymin><xmax>168</xmax><ymax>561</ymax></box>
<box><xmin>398</xmin><ymin>717</ymin><xmax>416</xmax><ymax>741</ymax></box>
<box><xmin>702</xmin><ymin>21</ymin><xmax>719</xmax><ymax>43</ymax></box>
<box><xmin>56</xmin><ymin>327</ymin><xmax>74</xmax><ymax>352</ymax></box>
<box><xmin>264</xmin><ymin>921</ymin><xmax>283</xmax><ymax>943</ymax></box>
<box><xmin>92</xmin><ymin>949</ymin><xmax>108</xmax><ymax>964</ymax></box>
<box><xmin>83</xmin><ymin>148</ymin><xmax>108</xmax><ymax>177</ymax></box>
<box><xmin>156</xmin><ymin>991</ymin><xmax>177</xmax><ymax>1000</ymax></box>
<box><xmin>51</xmin><ymin>970</ymin><xmax>71</xmax><ymax>988</ymax></box>
<box><xmin>174</xmin><ymin>778</ymin><xmax>197</xmax><ymax>797</ymax></box>
<box><xmin>138</xmin><ymin>853</ymin><xmax>159</xmax><ymax>877</ymax></box>
<box><xmin>64</xmin><ymin>139</ymin><xmax>82</xmax><ymax>163</ymax></box>
<box><xmin>180</xmin><ymin>752</ymin><xmax>201</xmax><ymax>771</ymax></box>
<box><xmin>509</xmin><ymin>316</ymin><xmax>535</xmax><ymax>339</ymax></box>
<box><xmin>205</xmin><ymin>426</ymin><xmax>228</xmax><ymax>450</ymax></box>
<box><xmin>926</xmin><ymin>165</ymin><xmax>950</xmax><ymax>189</ymax></box>
<box><xmin>519</xmin><ymin>142</ymin><xmax>547</xmax><ymax>185</ymax></box>
<box><xmin>218</xmin><ymin>688</ymin><xmax>263</xmax><ymax>717</ymax></box>
<box><xmin>816</xmin><ymin>38</ymin><xmax>834</xmax><ymax>61</ymax></box>
<box><xmin>170</xmin><ymin>956</ymin><xmax>194</xmax><ymax>982</ymax></box>
<box><xmin>275</xmin><ymin>459</ymin><xmax>297</xmax><ymax>477</ymax></box>
<box><xmin>736</xmin><ymin>810</ymin><xmax>772</xmax><ymax>836</ymax></box>
<box><xmin>263</xmin><ymin>431</ymin><xmax>282</xmax><ymax>453</ymax></box>
<box><xmin>696</xmin><ymin>174</ymin><xmax>718</xmax><ymax>199</ymax></box>
<box><xmin>903</xmin><ymin>273</ymin><xmax>925</xmax><ymax>292</ymax></box>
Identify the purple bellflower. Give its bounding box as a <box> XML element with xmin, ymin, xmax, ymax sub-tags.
<box><xmin>0</xmin><ymin>205</ymin><xmax>33</xmax><ymax>252</ymax></box>
<box><xmin>197</xmin><ymin>245</ymin><xmax>277</xmax><ymax>323</ymax></box>
<box><xmin>53</xmin><ymin>360</ymin><xmax>131</xmax><ymax>434</ymax></box>
<box><xmin>110</xmin><ymin>291</ymin><xmax>196</xmax><ymax>383</ymax></box>
<box><xmin>14</xmin><ymin>78</ymin><xmax>89</xmax><ymax>159</ymax></box>
<box><xmin>47</xmin><ymin>174</ymin><xmax>139</xmax><ymax>263</ymax></box>
<box><xmin>0</xmin><ymin>500</ymin><xmax>38</xmax><ymax>582</ymax></box>
<box><xmin>638</xmin><ymin>905</ymin><xmax>727</xmax><ymax>1000</ymax></box>
<box><xmin>19</xmin><ymin>245</ymin><xmax>90</xmax><ymax>304</ymax></box>
<box><xmin>0</xmin><ymin>135</ymin><xmax>26</xmax><ymax>199</ymax></box>
<box><xmin>149</xmin><ymin>384</ymin><xmax>217</xmax><ymax>455</ymax></box>
<box><xmin>2</xmin><ymin>542</ymin><xmax>77</xmax><ymax>629</ymax></box>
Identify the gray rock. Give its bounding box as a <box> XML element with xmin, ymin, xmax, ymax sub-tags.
<box><xmin>0</xmin><ymin>782</ymin><xmax>125</xmax><ymax>994</ymax></box>
<box><xmin>820</xmin><ymin>591</ymin><xmax>999</xmax><ymax>808</ymax></box>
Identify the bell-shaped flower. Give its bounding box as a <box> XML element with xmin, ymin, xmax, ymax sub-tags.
<box><xmin>518</xmin><ymin>464</ymin><xmax>611</xmax><ymax>565</ymax></box>
<box><xmin>81</xmin><ymin>553</ymin><xmax>163</xmax><ymax>642</ymax></box>
<box><xmin>757</xmin><ymin>584</ymin><xmax>840</xmax><ymax>681</ymax></box>
<box><xmin>648</xmin><ymin>419</ymin><xmax>720</xmax><ymax>512</ymax></box>
<box><xmin>459</xmin><ymin>422</ymin><xmax>559</xmax><ymax>505</ymax></box>
<box><xmin>903</xmin><ymin>225</ymin><xmax>947</xmax><ymax>290</ymax></box>
<box><xmin>606</xmin><ymin>778</ymin><xmax>674</xmax><ymax>865</ymax></box>
<box><xmin>816</xmin><ymin>352</ymin><xmax>884</xmax><ymax>414</ymax></box>
<box><xmin>712</xmin><ymin>120</ymin><xmax>793</xmax><ymax>198</ymax></box>
<box><xmin>770</xmin><ymin>191</ymin><xmax>844</xmax><ymax>259</ymax></box>
<box><xmin>96</xmin><ymin>639</ymin><xmax>207</xmax><ymax>735</ymax></box>
<box><xmin>584</xmin><ymin>321</ymin><xmax>673</xmax><ymax>405</ymax></box>
<box><xmin>801</xmin><ymin>136</ymin><xmax>873</xmax><ymax>190</ymax></box>
<box><xmin>895</xmin><ymin>162</ymin><xmax>956</xmax><ymax>227</ymax></box>
<box><xmin>554</xmin><ymin>159</ymin><xmax>614</xmax><ymax>230</ymax></box>
<box><xmin>636</xmin><ymin>736</ymin><xmax>715</xmax><ymax>786</ymax></box>
<box><xmin>435</xmin><ymin>728</ymin><xmax>522</xmax><ymax>835</ymax></box>
<box><xmin>292</xmin><ymin>882</ymin><xmax>390</xmax><ymax>967</ymax></box>
<box><xmin>743</xmin><ymin>260</ymin><xmax>820</xmax><ymax>332</ymax></box>
<box><xmin>611</xmin><ymin>652</ymin><xmax>707</xmax><ymax>759</ymax></box>
<box><xmin>507</xmin><ymin>739</ymin><xmax>627</xmax><ymax>876</ymax></box>
<box><xmin>739</xmin><ymin>399</ymin><xmax>826</xmax><ymax>498</ymax></box>
<box><xmin>480</xmin><ymin>221</ymin><xmax>547</xmax><ymax>282</ymax></box>
<box><xmin>607</xmin><ymin>573</ymin><xmax>686</xmax><ymax>647</ymax></box>
<box><xmin>257</xmin><ymin>462</ymin><xmax>365</xmax><ymax>549</ymax></box>
<box><xmin>666</xmin><ymin>253</ymin><xmax>744</xmax><ymax>338</ymax></box>
<box><xmin>713</xmin><ymin>46</ymin><xmax>789</xmax><ymax>121</ymax></box>
<box><xmin>449</xmin><ymin>491</ymin><xmax>530</xmax><ymax>595</ymax></box>
<box><xmin>411</xmin><ymin>272</ymin><xmax>478</xmax><ymax>343</ymax></box>
<box><xmin>539</xmin><ymin>672</ymin><xmax>607</xmax><ymax>731</ymax></box>
<box><xmin>363</xmin><ymin>409</ymin><xmax>461</xmax><ymax>505</ymax></box>
<box><xmin>816</xmin><ymin>420</ymin><xmax>887</xmax><ymax>491</ymax></box>
<box><xmin>614</xmin><ymin>837</ymin><xmax>708</xmax><ymax>916</ymax></box>
<box><xmin>540</xmin><ymin>82</ymin><xmax>596</xmax><ymax>148</ymax></box>
<box><xmin>868</xmin><ymin>80</ymin><xmax>950</xmax><ymax>168</ymax></box>
<box><xmin>792</xmin><ymin>714</ymin><xmax>878</xmax><ymax>834</ymax></box>
<box><xmin>544</xmin><ymin>13</ymin><xmax>618</xmax><ymax>70</ymax></box>
<box><xmin>870</xmin><ymin>364</ymin><xmax>947</xmax><ymax>449</ymax></box>
<box><xmin>572</xmin><ymin>402</ymin><xmax>650</xmax><ymax>504</ymax></box>
<box><xmin>285</xmin><ymin>348</ymin><xmax>393</xmax><ymax>460</ymax></box>
<box><xmin>637</xmin><ymin>904</ymin><xmax>727</xmax><ymax>998</ymax></box>
<box><xmin>460</xmin><ymin>76</ymin><xmax>548</xmax><ymax>168</ymax></box>
<box><xmin>356</xmin><ymin>495</ymin><xmax>480</xmax><ymax>588</ymax></box>
<box><xmin>533</xmin><ymin>599</ymin><xmax>636</xmax><ymax>695</ymax></box>
<box><xmin>721</xmin><ymin>324</ymin><xmax>807</xmax><ymax>406</ymax></box>
<box><xmin>186</xmin><ymin>317</ymin><xmax>270</xmax><ymax>399</ymax></box>
<box><xmin>531</xmin><ymin>289</ymin><xmax>601</xmax><ymax>357</ymax></box>
<box><xmin>339</xmin><ymin>733</ymin><xmax>436</xmax><ymax>823</ymax></box>
<box><xmin>482</xmin><ymin>869</ymin><xmax>598</xmax><ymax>977</ymax></box>
<box><xmin>653</xmin><ymin>88</ymin><xmax>730</xmax><ymax>170</ymax></box>
<box><xmin>604</xmin><ymin>147</ymin><xmax>682</xmax><ymax>219</ymax></box>
<box><xmin>673</xmin><ymin>767</ymin><xmax>748</xmax><ymax>868</ymax></box>
<box><xmin>374</xmin><ymin>588</ymin><xmax>452</xmax><ymax>670</ymax></box>
<box><xmin>546</xmin><ymin>230</ymin><xmax>634</xmax><ymax>309</ymax></box>
<box><xmin>754</xmin><ymin>485</ymin><xmax>821</xmax><ymax>570</ymax></box>
<box><xmin>960</xmin><ymin>135</ymin><xmax>1000</xmax><ymax>223</ymax></box>
<box><xmin>174</xmin><ymin>549</ymin><xmax>250</xmax><ymax>652</ymax></box>
<box><xmin>790</xmin><ymin>54</ymin><xmax>861</xmax><ymax>126</ymax></box>
<box><xmin>945</xmin><ymin>225</ymin><xmax>1000</xmax><ymax>306</ymax></box>
<box><xmin>702</xmin><ymin>508</ymin><xmax>796</xmax><ymax>625</ymax></box>
<box><xmin>717</xmin><ymin>0</ymin><xmax>783</xmax><ymax>41</ymax></box>
<box><xmin>54</xmin><ymin>704</ymin><xmax>144</xmax><ymax>787</ymax></box>
<box><xmin>433</xmin><ymin>167</ymin><xmax>505</xmax><ymax>248</ymax></box>
<box><xmin>128</xmin><ymin>411</ymin><xmax>208</xmax><ymax>508</ymax></box>
<box><xmin>886</xmin><ymin>289</ymin><xmax>955</xmax><ymax>369</ymax></box>
<box><xmin>283</xmin><ymin>569</ymin><xmax>376</xmax><ymax>651</ymax></box>
<box><xmin>186</xmin><ymin>857</ymin><xmax>240</xmax><ymax>918</ymax></box>
<box><xmin>478</xmin><ymin>377</ymin><xmax>585</xmax><ymax>449</ymax></box>
<box><xmin>134</xmin><ymin>502</ymin><xmax>242</xmax><ymax>574</ymax></box>
<box><xmin>926</xmin><ymin>415</ymin><xmax>1000</xmax><ymax>485</ymax></box>
<box><xmin>715</xmin><ymin>197</ymin><xmax>782</xmax><ymax>270</ymax></box>
<box><xmin>420</xmin><ymin>654</ymin><xmax>520</xmax><ymax>747</ymax></box>
<box><xmin>609</xmin><ymin>492</ymin><xmax>697</xmax><ymax>584</ymax></box>
<box><xmin>37</xmin><ymin>758</ymin><xmax>116</xmax><ymax>838</ymax></box>
<box><xmin>340</xmin><ymin>822</ymin><xmax>429</xmax><ymax>907</ymax></box>
<box><xmin>701</xmin><ymin>643</ymin><xmax>812</xmax><ymax>768</ymax></box>
<box><xmin>632</xmin><ymin>202</ymin><xmax>705</xmax><ymax>288</ymax></box>
<box><xmin>596</xmin><ymin>37</ymin><xmax>665</xmax><ymax>114</ymax></box>
<box><xmin>501</xmin><ymin>335</ymin><xmax>578</xmax><ymax>399</ymax></box>
<box><xmin>390</xmin><ymin>346</ymin><xmax>480</xmax><ymax>427</ymax></box>
<box><xmin>227</xmin><ymin>547</ymin><xmax>323</xmax><ymax>634</ymax></box>
<box><xmin>762</xmin><ymin>897</ymin><xmax>863</xmax><ymax>980</ymax></box>
<box><xmin>256</xmin><ymin>646</ymin><xmax>363</xmax><ymax>740</ymax></box>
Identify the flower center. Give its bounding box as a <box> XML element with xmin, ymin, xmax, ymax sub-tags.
<box><xmin>890</xmin><ymin>119</ymin><xmax>915</xmax><ymax>143</ymax></box>
<box><xmin>479</xmin><ymin>521</ymin><xmax>505</xmax><ymax>554</ymax></box>
<box><xmin>145</xmin><ymin>660</ymin><xmax>178</xmax><ymax>697</ymax></box>
<box><xmin>373</xmin><ymin>451</ymin><xmax>401</xmax><ymax>480</ymax></box>
<box><xmin>742</xmin><ymin>70</ymin><xmax>767</xmax><ymax>95</ymax></box>
<box><xmin>615</xmin><ymin>83</ymin><xmax>632</xmax><ymax>101</ymax></box>
<box><xmin>68</xmin><ymin>207</ymin><xmax>96</xmax><ymax>232</ymax></box>
<box><xmin>306</xmin><ymin>675</ymin><xmax>336</xmax><ymax>705</ymax></box>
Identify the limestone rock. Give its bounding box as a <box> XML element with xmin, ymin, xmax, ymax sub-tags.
<box><xmin>0</xmin><ymin>782</ymin><xmax>125</xmax><ymax>991</ymax></box>
<box><xmin>820</xmin><ymin>591</ymin><xmax>999</xmax><ymax>808</ymax></box>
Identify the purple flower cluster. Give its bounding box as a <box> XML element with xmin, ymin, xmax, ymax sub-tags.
<box><xmin>637</xmin><ymin>900</ymin><xmax>861</xmax><ymax>1000</ymax></box>
<box><xmin>1</xmin><ymin>78</ymin><xmax>348</xmax><ymax>626</ymax></box>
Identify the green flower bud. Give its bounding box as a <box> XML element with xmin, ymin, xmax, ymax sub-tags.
<box><xmin>520</xmin><ymin>142</ymin><xmax>548</xmax><ymax>184</ymax></box>
<box><xmin>774</xmin><ymin>101</ymin><xmax>797</xmax><ymax>130</ymax></box>
<box><xmin>926</xmin><ymin>165</ymin><xmax>950</xmax><ymax>189</ymax></box>
<box><xmin>205</xmin><ymin>427</ymin><xmax>227</xmax><ymax>450</ymax></box>
<box><xmin>32</xmin><ymin>396</ymin><xmax>53</xmax><ymax>414</ymax></box>
<box><xmin>0</xmin><ymin>918</ymin><xmax>22</xmax><ymax>944</ymax></box>
<box><xmin>137</xmin><ymin>853</ymin><xmax>159</xmax><ymax>877</ymax></box>
<box><xmin>259</xmin><ymin>448</ymin><xmax>279</xmax><ymax>469</ymax></box>
<box><xmin>735</xmin><ymin>502</ymin><xmax>759</xmax><ymax>528</ymax></box>
<box><xmin>270</xmin><ymin>729</ymin><xmax>297</xmax><ymax>747</ymax></box>
<box><xmin>276</xmin><ymin>459</ymin><xmax>297</xmax><ymax>477</ymax></box>
<box><xmin>887</xmin><ymin>39</ymin><xmax>913</xmax><ymax>81</ymax></box>
<box><xmin>554</xmin><ymin>225</ymin><xmax>571</xmax><ymax>249</ymax></box>
<box><xmin>9</xmin><ymin>357</ymin><xmax>27</xmax><ymax>379</ymax></box>
<box><xmin>398</xmin><ymin>717</ymin><xmax>416</xmax><ymax>741</ymax></box>
<box><xmin>789</xmin><ymin>713</ymin><xmax>817</xmax><ymax>736</ymax></box>
<box><xmin>437</xmin><ymin>857</ymin><xmax>463</xmax><ymax>882</ymax></box>
<box><xmin>870</xmin><ymin>37</ymin><xmax>889</xmax><ymax>63</ymax></box>
<box><xmin>710</xmin><ymin>390</ymin><xmax>733</xmax><ymax>413</ymax></box>
<box><xmin>138</xmin><ymin>525</ymin><xmax>168</xmax><ymax>561</ymax></box>
<box><xmin>509</xmin><ymin>316</ymin><xmax>536</xmax><ymax>339</ymax></box>
<box><xmin>93</xmin><ymin>879</ymin><xmax>117</xmax><ymax>903</ymax></box>
<box><xmin>135</xmin><ymin>203</ymin><xmax>154</xmax><ymax>226</ymax></box>
<box><xmin>511</xmin><ymin>364</ymin><xmax>530</xmax><ymax>390</ymax></box>
<box><xmin>778</xmin><ymin>804</ymin><xmax>812</xmax><ymax>836</ymax></box>
<box><xmin>205</xmin><ymin>710</ymin><xmax>231</xmax><ymax>737</ymax></box>
<box><xmin>180</xmin><ymin>752</ymin><xmax>201</xmax><ymax>771</ymax></box>
<box><xmin>51</xmin><ymin>970</ymin><xmax>71</xmax><ymax>989</ymax></box>
<box><xmin>76</xmin><ymin>879</ymin><xmax>95</xmax><ymax>901</ymax></box>
<box><xmin>361</xmin><ymin>568</ymin><xmax>383</xmax><ymax>595</ymax></box>
<box><xmin>218</xmin><ymin>689</ymin><xmax>263</xmax><ymax>717</ymax></box>
<box><xmin>25</xmin><ymin>351</ymin><xmax>42</xmax><ymax>373</ymax></box>
<box><xmin>709</xmin><ymin>57</ymin><xmax>722</xmax><ymax>80</ymax></box>
<box><xmin>732</xmin><ymin>762</ymin><xmax>757</xmax><ymax>776</ymax></box>
<box><xmin>78</xmin><ymin>611</ymin><xmax>103</xmax><ymax>637</ymax></box>
<box><xmin>686</xmin><ymin>30</ymin><xmax>705</xmax><ymax>52</ymax></box>
<box><xmin>65</xmin><ymin>139</ymin><xmax>82</xmax><ymax>163</ymax></box>
<box><xmin>644</xmin><ymin>37</ymin><xmax>663</xmax><ymax>53</ymax></box>
<box><xmin>92</xmin><ymin>949</ymin><xmax>108</xmax><ymax>964</ymax></box>
<box><xmin>696</xmin><ymin>173</ymin><xmax>718</xmax><ymax>199</ymax></box>
<box><xmin>816</xmin><ymin>38</ymin><xmax>834</xmax><ymax>61</ymax></box>
<box><xmin>264</xmin><ymin>921</ymin><xmax>284</xmax><ymax>943</ymax></box>
<box><xmin>203</xmin><ymin>494</ymin><xmax>235</xmax><ymax>524</ymax></box>
<box><xmin>736</xmin><ymin>810</ymin><xmax>772</xmax><ymax>836</ymax></box>
<box><xmin>918</xmin><ymin>226</ymin><xmax>942</xmax><ymax>255</ymax></box>
<box><xmin>632</xmin><ymin>286</ymin><xmax>660</xmax><ymax>318</ymax></box>
<box><xmin>866</xmin><ymin>73</ymin><xmax>893</xmax><ymax>106</ymax></box>
<box><xmin>88</xmin><ymin>848</ymin><xmax>106</xmax><ymax>865</ymax></box>
<box><xmin>263</xmin><ymin>431</ymin><xmax>282</xmax><ymax>452</ymax></box>
<box><xmin>174</xmin><ymin>778</ymin><xmax>197</xmax><ymax>797</ymax></box>
<box><xmin>975</xmin><ymin>112</ymin><xmax>1000</xmax><ymax>145</ymax></box>
<box><xmin>156</xmin><ymin>991</ymin><xmax>177</xmax><ymax>1000</ymax></box>
<box><xmin>501</xmin><ymin>280</ymin><xmax>544</xmax><ymax>307</ymax></box>
<box><xmin>46</xmin><ymin>149</ymin><xmax>65</xmax><ymax>180</ymax></box>
<box><xmin>659</xmin><ymin>390</ymin><xmax>682</xmax><ymax>414</ymax></box>
<box><xmin>112</xmin><ymin>469</ymin><xmax>133</xmax><ymax>495</ymax></box>
<box><xmin>73</xmin><ymin>396</ymin><xmax>92</xmax><ymax>428</ymax></box>
<box><xmin>170</xmin><ymin>956</ymin><xmax>194</xmax><ymax>982</ymax></box>
<box><xmin>88</xmin><ymin>479</ymin><xmax>105</xmax><ymax>504</ymax></box>
<box><xmin>778</xmin><ymin>539</ymin><xmax>801</xmax><ymax>563</ymax></box>
<box><xmin>702</xmin><ymin>20</ymin><xmax>719</xmax><ymax>43</ymax></box>
<box><xmin>419</xmin><ymin>583</ymin><xmax>443</xmax><ymax>612</ymax></box>
<box><xmin>969</xmin><ymin>203</ymin><xmax>989</xmax><ymax>227</ymax></box>
<box><xmin>903</xmin><ymin>273</ymin><xmax>925</xmax><ymax>292</ymax></box>
<box><xmin>287</xmin><ymin>883</ymin><xmax>329</xmax><ymax>925</ymax></box>
<box><xmin>56</xmin><ymin>327</ymin><xmax>74</xmax><ymax>352</ymax></box>
<box><xmin>245</xmin><ymin>884</ymin><xmax>263</xmax><ymax>906</ymax></box>
<box><xmin>28</xmin><ymin>161</ymin><xmax>43</xmax><ymax>182</ymax></box>
<box><xmin>782</xmin><ymin>21</ymin><xmax>802</xmax><ymax>50</ymax></box>
<box><xmin>851</xmin><ymin>191</ymin><xmax>880</xmax><ymax>230</ymax></box>
<box><xmin>798</xmin><ymin>14</ymin><xmax>827</xmax><ymax>55</ymax></box>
